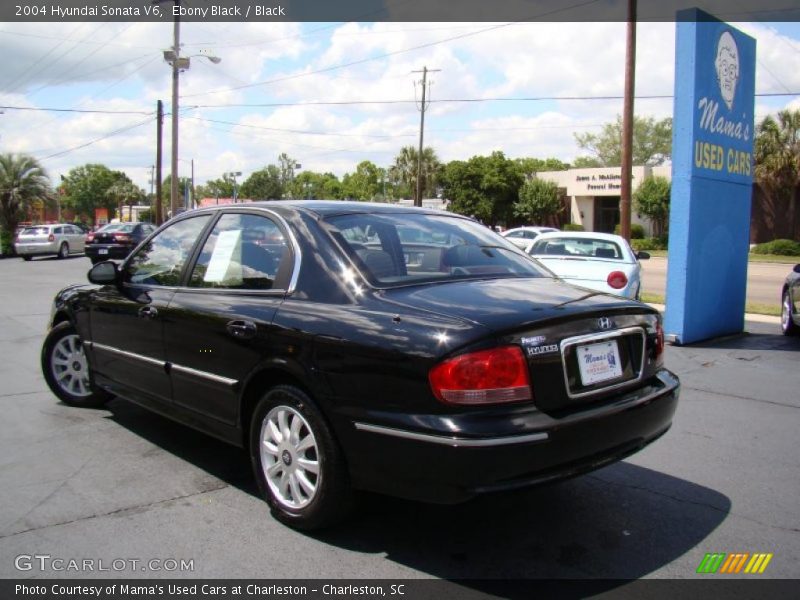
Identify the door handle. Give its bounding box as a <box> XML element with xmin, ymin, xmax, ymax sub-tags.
<box><xmin>226</xmin><ymin>319</ymin><xmax>257</xmax><ymax>340</ymax></box>
<box><xmin>139</xmin><ymin>306</ymin><xmax>158</xmax><ymax>319</ymax></box>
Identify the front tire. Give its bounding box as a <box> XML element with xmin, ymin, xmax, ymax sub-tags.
<box><xmin>41</xmin><ymin>322</ymin><xmax>112</xmax><ymax>407</ymax></box>
<box><xmin>22</xmin><ymin>255</ymin><xmax>32</xmax><ymax>261</ymax></box>
<box><xmin>781</xmin><ymin>290</ymin><xmax>799</xmax><ymax>336</ymax></box>
<box><xmin>250</xmin><ymin>385</ymin><xmax>352</xmax><ymax>530</ymax></box>
<box><xmin>58</xmin><ymin>242</ymin><xmax>69</xmax><ymax>259</ymax></box>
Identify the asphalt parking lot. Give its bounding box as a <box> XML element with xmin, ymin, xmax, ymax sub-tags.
<box><xmin>0</xmin><ymin>255</ymin><xmax>798</xmax><ymax>586</ymax></box>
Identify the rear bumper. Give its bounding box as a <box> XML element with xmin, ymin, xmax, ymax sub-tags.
<box><xmin>342</xmin><ymin>369</ymin><xmax>680</xmax><ymax>503</ymax></box>
<box><xmin>15</xmin><ymin>242</ymin><xmax>58</xmax><ymax>256</ymax></box>
<box><xmin>85</xmin><ymin>244</ymin><xmax>132</xmax><ymax>260</ymax></box>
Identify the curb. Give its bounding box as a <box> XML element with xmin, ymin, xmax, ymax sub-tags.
<box><xmin>646</xmin><ymin>303</ymin><xmax>781</xmax><ymax>325</ymax></box>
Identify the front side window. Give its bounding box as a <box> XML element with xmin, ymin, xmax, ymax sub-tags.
<box><xmin>125</xmin><ymin>215</ymin><xmax>211</xmax><ymax>286</ymax></box>
<box><xmin>189</xmin><ymin>213</ymin><xmax>289</xmax><ymax>290</ymax></box>
<box><xmin>328</xmin><ymin>213</ymin><xmax>548</xmax><ymax>287</ymax></box>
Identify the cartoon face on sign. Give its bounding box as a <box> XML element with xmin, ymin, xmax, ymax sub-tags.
<box><xmin>715</xmin><ymin>31</ymin><xmax>739</xmax><ymax>111</ymax></box>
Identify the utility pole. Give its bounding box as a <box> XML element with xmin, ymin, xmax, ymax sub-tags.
<box><xmin>170</xmin><ymin>1</ymin><xmax>181</xmax><ymax>219</ymax></box>
<box><xmin>190</xmin><ymin>158</ymin><xmax>195</xmax><ymax>209</ymax></box>
<box><xmin>620</xmin><ymin>0</ymin><xmax>637</xmax><ymax>241</ymax></box>
<box><xmin>155</xmin><ymin>99</ymin><xmax>164</xmax><ymax>225</ymax></box>
<box><xmin>413</xmin><ymin>66</ymin><xmax>440</xmax><ymax>207</ymax></box>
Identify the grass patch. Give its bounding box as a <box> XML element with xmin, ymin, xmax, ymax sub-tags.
<box><xmin>641</xmin><ymin>251</ymin><xmax>799</xmax><ymax>264</ymax></box>
<box><xmin>640</xmin><ymin>292</ymin><xmax>780</xmax><ymax>317</ymax></box>
<box><xmin>748</xmin><ymin>254</ymin><xmax>800</xmax><ymax>264</ymax></box>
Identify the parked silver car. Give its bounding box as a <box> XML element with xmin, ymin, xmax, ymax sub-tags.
<box><xmin>14</xmin><ymin>224</ymin><xmax>86</xmax><ymax>260</ymax></box>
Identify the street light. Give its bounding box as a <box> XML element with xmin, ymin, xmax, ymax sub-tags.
<box><xmin>156</xmin><ymin>0</ymin><xmax>220</xmax><ymax>218</ymax></box>
<box><xmin>226</xmin><ymin>171</ymin><xmax>242</xmax><ymax>202</ymax></box>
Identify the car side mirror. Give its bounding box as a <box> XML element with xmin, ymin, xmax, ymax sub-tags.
<box><xmin>794</xmin><ymin>264</ymin><xmax>800</xmax><ymax>274</ymax></box>
<box><xmin>637</xmin><ymin>251</ymin><xmax>651</xmax><ymax>260</ymax></box>
<box><xmin>88</xmin><ymin>261</ymin><xmax>119</xmax><ymax>285</ymax></box>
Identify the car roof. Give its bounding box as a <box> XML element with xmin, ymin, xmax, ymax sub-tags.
<box><xmin>191</xmin><ymin>200</ymin><xmax>458</xmax><ymax>219</ymax></box>
<box><xmin>532</xmin><ymin>231</ymin><xmax>627</xmax><ymax>243</ymax></box>
<box><xmin>504</xmin><ymin>226</ymin><xmax>558</xmax><ymax>233</ymax></box>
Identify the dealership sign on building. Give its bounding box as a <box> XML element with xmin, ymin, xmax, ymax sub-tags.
<box><xmin>665</xmin><ymin>10</ymin><xmax>756</xmax><ymax>344</ymax></box>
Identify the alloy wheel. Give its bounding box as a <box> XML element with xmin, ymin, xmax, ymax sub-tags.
<box><xmin>259</xmin><ymin>405</ymin><xmax>320</xmax><ymax>510</ymax></box>
<box><xmin>50</xmin><ymin>334</ymin><xmax>91</xmax><ymax>398</ymax></box>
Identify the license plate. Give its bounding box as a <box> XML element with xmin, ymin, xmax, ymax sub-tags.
<box><xmin>577</xmin><ymin>340</ymin><xmax>622</xmax><ymax>386</ymax></box>
<box><xmin>99</xmin><ymin>249</ymin><xmax>108</xmax><ymax>255</ymax></box>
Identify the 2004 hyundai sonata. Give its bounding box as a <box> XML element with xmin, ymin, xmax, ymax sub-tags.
<box><xmin>41</xmin><ymin>201</ymin><xmax>680</xmax><ymax>529</ymax></box>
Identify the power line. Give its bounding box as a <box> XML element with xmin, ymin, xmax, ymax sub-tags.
<box><xmin>183</xmin><ymin>115</ymin><xmax>415</xmax><ymax>138</ymax></box>
<box><xmin>36</xmin><ymin>116</ymin><xmax>156</xmax><ymax>161</ymax></box>
<box><xmin>182</xmin><ymin>0</ymin><xmax>603</xmax><ymax>99</ymax></box>
<box><xmin>186</xmin><ymin>92</ymin><xmax>800</xmax><ymax>110</ymax></box>
<box><xmin>0</xmin><ymin>105</ymin><xmax>154</xmax><ymax>115</ymax></box>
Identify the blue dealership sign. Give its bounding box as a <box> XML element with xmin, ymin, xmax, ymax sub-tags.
<box><xmin>665</xmin><ymin>10</ymin><xmax>756</xmax><ymax>344</ymax></box>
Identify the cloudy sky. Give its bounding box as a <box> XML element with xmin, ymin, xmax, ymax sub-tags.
<box><xmin>1</xmin><ymin>19</ymin><xmax>799</xmax><ymax>191</ymax></box>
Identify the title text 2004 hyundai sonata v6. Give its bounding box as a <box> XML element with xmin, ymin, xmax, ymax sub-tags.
<box><xmin>41</xmin><ymin>201</ymin><xmax>679</xmax><ymax>530</ymax></box>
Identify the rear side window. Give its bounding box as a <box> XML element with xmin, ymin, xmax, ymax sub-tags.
<box><xmin>189</xmin><ymin>213</ymin><xmax>289</xmax><ymax>290</ymax></box>
<box><xmin>125</xmin><ymin>216</ymin><xmax>211</xmax><ymax>286</ymax></box>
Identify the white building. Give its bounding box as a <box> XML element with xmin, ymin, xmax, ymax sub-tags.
<box><xmin>535</xmin><ymin>165</ymin><xmax>671</xmax><ymax>235</ymax></box>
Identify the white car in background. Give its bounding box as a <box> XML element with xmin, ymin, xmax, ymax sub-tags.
<box><xmin>526</xmin><ymin>231</ymin><xmax>649</xmax><ymax>300</ymax></box>
<box><xmin>501</xmin><ymin>226</ymin><xmax>560</xmax><ymax>249</ymax></box>
<box><xmin>14</xmin><ymin>223</ymin><xmax>87</xmax><ymax>261</ymax></box>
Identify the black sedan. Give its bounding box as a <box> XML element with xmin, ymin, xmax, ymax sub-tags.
<box><xmin>782</xmin><ymin>263</ymin><xmax>800</xmax><ymax>335</ymax></box>
<box><xmin>84</xmin><ymin>222</ymin><xmax>156</xmax><ymax>263</ymax></box>
<box><xmin>41</xmin><ymin>202</ymin><xmax>680</xmax><ymax>530</ymax></box>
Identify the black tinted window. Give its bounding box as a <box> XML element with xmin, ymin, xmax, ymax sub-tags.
<box><xmin>189</xmin><ymin>213</ymin><xmax>288</xmax><ymax>290</ymax></box>
<box><xmin>125</xmin><ymin>216</ymin><xmax>211</xmax><ymax>286</ymax></box>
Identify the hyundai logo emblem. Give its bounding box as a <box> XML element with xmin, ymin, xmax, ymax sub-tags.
<box><xmin>597</xmin><ymin>317</ymin><xmax>612</xmax><ymax>330</ymax></box>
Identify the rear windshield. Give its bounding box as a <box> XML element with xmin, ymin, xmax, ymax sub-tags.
<box><xmin>529</xmin><ymin>237</ymin><xmax>624</xmax><ymax>260</ymax></box>
<box><xmin>326</xmin><ymin>213</ymin><xmax>549</xmax><ymax>287</ymax></box>
<box><xmin>21</xmin><ymin>227</ymin><xmax>50</xmax><ymax>235</ymax></box>
<box><xmin>97</xmin><ymin>223</ymin><xmax>134</xmax><ymax>233</ymax></box>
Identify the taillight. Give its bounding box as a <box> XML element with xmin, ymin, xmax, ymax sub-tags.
<box><xmin>429</xmin><ymin>346</ymin><xmax>532</xmax><ymax>405</ymax></box>
<box><xmin>113</xmin><ymin>233</ymin><xmax>131</xmax><ymax>242</ymax></box>
<box><xmin>48</xmin><ymin>233</ymin><xmax>55</xmax><ymax>242</ymax></box>
<box><xmin>86</xmin><ymin>233</ymin><xmax>94</xmax><ymax>242</ymax></box>
<box><xmin>655</xmin><ymin>321</ymin><xmax>665</xmax><ymax>366</ymax></box>
<box><xmin>607</xmin><ymin>271</ymin><xmax>628</xmax><ymax>290</ymax></box>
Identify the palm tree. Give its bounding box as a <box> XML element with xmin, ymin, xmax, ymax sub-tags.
<box><xmin>755</xmin><ymin>109</ymin><xmax>800</xmax><ymax>236</ymax></box>
<box><xmin>389</xmin><ymin>146</ymin><xmax>441</xmax><ymax>205</ymax></box>
<box><xmin>106</xmin><ymin>179</ymin><xmax>143</xmax><ymax>221</ymax></box>
<box><xmin>0</xmin><ymin>154</ymin><xmax>51</xmax><ymax>253</ymax></box>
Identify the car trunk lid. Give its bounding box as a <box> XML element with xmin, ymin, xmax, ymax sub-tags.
<box><xmin>380</xmin><ymin>276</ymin><xmax>659</xmax><ymax>414</ymax></box>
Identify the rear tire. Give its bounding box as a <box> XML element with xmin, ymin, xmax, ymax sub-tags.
<box><xmin>41</xmin><ymin>322</ymin><xmax>112</xmax><ymax>407</ymax></box>
<box><xmin>22</xmin><ymin>256</ymin><xmax>32</xmax><ymax>261</ymax></box>
<box><xmin>250</xmin><ymin>385</ymin><xmax>352</xmax><ymax>530</ymax></box>
<box><xmin>781</xmin><ymin>290</ymin><xmax>799</xmax><ymax>336</ymax></box>
<box><xmin>58</xmin><ymin>242</ymin><xmax>69</xmax><ymax>259</ymax></box>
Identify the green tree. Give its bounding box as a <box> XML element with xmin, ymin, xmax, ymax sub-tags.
<box><xmin>389</xmin><ymin>146</ymin><xmax>440</xmax><ymax>204</ymax></box>
<box><xmin>278</xmin><ymin>153</ymin><xmax>299</xmax><ymax>197</ymax></box>
<box><xmin>106</xmin><ymin>179</ymin><xmax>144</xmax><ymax>220</ymax></box>
<box><xmin>633</xmin><ymin>175</ymin><xmax>671</xmax><ymax>237</ymax></box>
<box><xmin>755</xmin><ymin>109</ymin><xmax>800</xmax><ymax>235</ymax></box>
<box><xmin>514</xmin><ymin>178</ymin><xmax>563</xmax><ymax>224</ymax></box>
<box><xmin>60</xmin><ymin>164</ymin><xmax>131</xmax><ymax>224</ymax></box>
<box><xmin>515</xmin><ymin>157</ymin><xmax>570</xmax><ymax>176</ymax></box>
<box><xmin>442</xmin><ymin>152</ymin><xmax>523</xmax><ymax>226</ymax></box>
<box><xmin>240</xmin><ymin>165</ymin><xmax>283</xmax><ymax>200</ymax></box>
<box><xmin>203</xmin><ymin>174</ymin><xmax>236</xmax><ymax>199</ymax></box>
<box><xmin>0</xmin><ymin>154</ymin><xmax>51</xmax><ymax>253</ymax></box>
<box><xmin>574</xmin><ymin>115</ymin><xmax>672</xmax><ymax>167</ymax></box>
<box><xmin>341</xmin><ymin>160</ymin><xmax>382</xmax><ymax>200</ymax></box>
<box><xmin>160</xmin><ymin>174</ymin><xmax>193</xmax><ymax>205</ymax></box>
